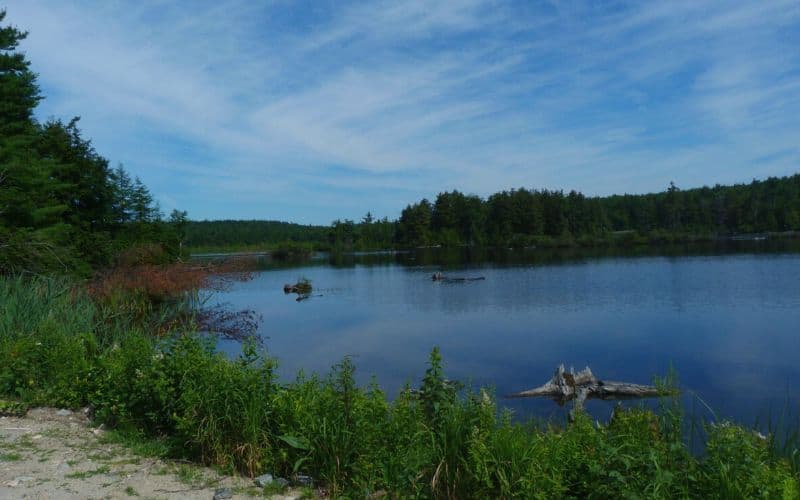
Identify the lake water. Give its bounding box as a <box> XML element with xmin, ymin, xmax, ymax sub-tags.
<box><xmin>211</xmin><ymin>243</ymin><xmax>800</xmax><ymax>425</ymax></box>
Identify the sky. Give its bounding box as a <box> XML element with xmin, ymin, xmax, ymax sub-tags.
<box><xmin>4</xmin><ymin>0</ymin><xmax>800</xmax><ymax>224</ymax></box>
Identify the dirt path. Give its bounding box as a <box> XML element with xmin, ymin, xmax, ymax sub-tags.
<box><xmin>0</xmin><ymin>408</ymin><xmax>309</xmax><ymax>500</ymax></box>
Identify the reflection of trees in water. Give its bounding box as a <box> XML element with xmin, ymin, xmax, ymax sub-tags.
<box><xmin>197</xmin><ymin>304</ymin><xmax>262</xmax><ymax>344</ymax></box>
<box><xmin>245</xmin><ymin>240</ymin><xmax>800</xmax><ymax>272</ymax></box>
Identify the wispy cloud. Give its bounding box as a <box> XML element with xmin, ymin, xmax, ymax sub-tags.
<box><xmin>5</xmin><ymin>0</ymin><xmax>800</xmax><ymax>222</ymax></box>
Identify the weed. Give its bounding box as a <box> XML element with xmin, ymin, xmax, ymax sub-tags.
<box><xmin>174</xmin><ymin>463</ymin><xmax>216</xmax><ymax>488</ymax></box>
<box><xmin>0</xmin><ymin>452</ymin><xmax>22</xmax><ymax>461</ymax></box>
<box><xmin>65</xmin><ymin>464</ymin><xmax>111</xmax><ymax>479</ymax></box>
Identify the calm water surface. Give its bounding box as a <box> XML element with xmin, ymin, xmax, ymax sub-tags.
<box><xmin>212</xmin><ymin>246</ymin><xmax>800</xmax><ymax>424</ymax></box>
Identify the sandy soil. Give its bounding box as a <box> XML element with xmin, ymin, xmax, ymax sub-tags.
<box><xmin>0</xmin><ymin>408</ymin><xmax>307</xmax><ymax>500</ymax></box>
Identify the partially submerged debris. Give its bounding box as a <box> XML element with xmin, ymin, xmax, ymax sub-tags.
<box><xmin>507</xmin><ymin>364</ymin><xmax>669</xmax><ymax>420</ymax></box>
<box><xmin>283</xmin><ymin>278</ymin><xmax>312</xmax><ymax>295</ymax></box>
<box><xmin>295</xmin><ymin>294</ymin><xmax>323</xmax><ymax>302</ymax></box>
<box><xmin>431</xmin><ymin>272</ymin><xmax>486</xmax><ymax>282</ymax></box>
<box><xmin>284</xmin><ymin>278</ymin><xmax>317</xmax><ymax>301</ymax></box>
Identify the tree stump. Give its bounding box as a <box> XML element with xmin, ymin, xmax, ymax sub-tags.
<box><xmin>507</xmin><ymin>364</ymin><xmax>667</xmax><ymax>421</ymax></box>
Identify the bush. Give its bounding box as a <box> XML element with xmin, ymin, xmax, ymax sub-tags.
<box><xmin>699</xmin><ymin>423</ymin><xmax>798</xmax><ymax>499</ymax></box>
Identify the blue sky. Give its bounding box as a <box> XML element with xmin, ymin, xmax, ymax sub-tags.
<box><xmin>5</xmin><ymin>0</ymin><xmax>800</xmax><ymax>224</ymax></box>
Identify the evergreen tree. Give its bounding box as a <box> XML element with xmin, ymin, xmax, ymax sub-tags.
<box><xmin>1</xmin><ymin>11</ymin><xmax>185</xmax><ymax>273</ymax></box>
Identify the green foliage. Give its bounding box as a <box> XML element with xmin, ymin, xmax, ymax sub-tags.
<box><xmin>700</xmin><ymin>423</ymin><xmax>798</xmax><ymax>499</ymax></box>
<box><xmin>397</xmin><ymin>178</ymin><xmax>800</xmax><ymax>249</ymax></box>
<box><xmin>0</xmin><ymin>12</ymin><xmax>184</xmax><ymax>275</ymax></box>
<box><xmin>170</xmin><ymin>337</ymin><xmax>278</xmax><ymax>476</ymax></box>
<box><xmin>0</xmin><ymin>399</ymin><xmax>28</xmax><ymax>416</ymax></box>
<box><xmin>194</xmin><ymin>176</ymin><xmax>800</xmax><ymax>253</ymax></box>
<box><xmin>184</xmin><ymin>220</ymin><xmax>330</xmax><ymax>251</ymax></box>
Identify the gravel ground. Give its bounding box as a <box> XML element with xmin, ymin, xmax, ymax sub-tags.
<box><xmin>0</xmin><ymin>408</ymin><xmax>310</xmax><ymax>500</ymax></box>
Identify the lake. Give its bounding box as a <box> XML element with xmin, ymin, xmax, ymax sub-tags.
<box><xmin>211</xmin><ymin>243</ymin><xmax>800</xmax><ymax>426</ymax></box>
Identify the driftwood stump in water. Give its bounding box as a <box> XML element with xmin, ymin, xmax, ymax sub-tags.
<box><xmin>507</xmin><ymin>365</ymin><xmax>666</xmax><ymax>421</ymax></box>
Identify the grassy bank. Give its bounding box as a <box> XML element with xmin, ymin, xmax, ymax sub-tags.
<box><xmin>1</xmin><ymin>276</ymin><xmax>798</xmax><ymax>498</ymax></box>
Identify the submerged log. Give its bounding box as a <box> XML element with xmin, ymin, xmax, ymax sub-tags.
<box><xmin>507</xmin><ymin>365</ymin><xmax>667</xmax><ymax>420</ymax></box>
<box><xmin>295</xmin><ymin>294</ymin><xmax>323</xmax><ymax>302</ymax></box>
<box><xmin>431</xmin><ymin>272</ymin><xmax>485</xmax><ymax>282</ymax></box>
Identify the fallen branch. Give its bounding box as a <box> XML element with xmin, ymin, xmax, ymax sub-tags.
<box><xmin>507</xmin><ymin>364</ymin><xmax>669</xmax><ymax>420</ymax></box>
<box><xmin>431</xmin><ymin>272</ymin><xmax>485</xmax><ymax>282</ymax></box>
<box><xmin>296</xmin><ymin>294</ymin><xmax>323</xmax><ymax>302</ymax></box>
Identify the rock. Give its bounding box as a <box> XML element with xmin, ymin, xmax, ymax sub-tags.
<box><xmin>294</xmin><ymin>474</ymin><xmax>314</xmax><ymax>487</ymax></box>
<box><xmin>31</xmin><ymin>434</ymin><xmax>43</xmax><ymax>440</ymax></box>
<box><xmin>6</xmin><ymin>476</ymin><xmax>34</xmax><ymax>487</ymax></box>
<box><xmin>254</xmin><ymin>473</ymin><xmax>289</xmax><ymax>488</ymax></box>
<box><xmin>213</xmin><ymin>487</ymin><xmax>233</xmax><ymax>499</ymax></box>
<box><xmin>254</xmin><ymin>473</ymin><xmax>274</xmax><ymax>487</ymax></box>
<box><xmin>56</xmin><ymin>409</ymin><xmax>73</xmax><ymax>417</ymax></box>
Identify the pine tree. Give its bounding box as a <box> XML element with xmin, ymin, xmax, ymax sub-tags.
<box><xmin>1</xmin><ymin>10</ymin><xmax>44</xmax><ymax>229</ymax></box>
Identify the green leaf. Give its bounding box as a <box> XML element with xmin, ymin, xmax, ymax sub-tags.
<box><xmin>292</xmin><ymin>456</ymin><xmax>309</xmax><ymax>473</ymax></box>
<box><xmin>278</xmin><ymin>434</ymin><xmax>311</xmax><ymax>451</ymax></box>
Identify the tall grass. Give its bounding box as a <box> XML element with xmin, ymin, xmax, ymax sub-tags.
<box><xmin>1</xmin><ymin>275</ymin><xmax>798</xmax><ymax>498</ymax></box>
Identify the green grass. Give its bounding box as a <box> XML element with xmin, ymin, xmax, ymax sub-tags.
<box><xmin>65</xmin><ymin>464</ymin><xmax>111</xmax><ymax>479</ymax></box>
<box><xmin>0</xmin><ymin>452</ymin><xmax>23</xmax><ymax>461</ymax></box>
<box><xmin>99</xmin><ymin>430</ymin><xmax>171</xmax><ymax>459</ymax></box>
<box><xmin>174</xmin><ymin>463</ymin><xmax>212</xmax><ymax>486</ymax></box>
<box><xmin>1</xmin><ymin>275</ymin><xmax>798</xmax><ymax>498</ymax></box>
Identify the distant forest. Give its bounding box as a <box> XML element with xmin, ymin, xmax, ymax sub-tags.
<box><xmin>187</xmin><ymin>174</ymin><xmax>800</xmax><ymax>251</ymax></box>
<box><xmin>185</xmin><ymin>220</ymin><xmax>330</xmax><ymax>251</ymax></box>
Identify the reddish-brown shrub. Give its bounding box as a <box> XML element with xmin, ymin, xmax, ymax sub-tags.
<box><xmin>89</xmin><ymin>257</ymin><xmax>255</xmax><ymax>304</ymax></box>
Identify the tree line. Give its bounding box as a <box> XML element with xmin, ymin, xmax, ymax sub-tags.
<box><xmin>325</xmin><ymin>174</ymin><xmax>800</xmax><ymax>250</ymax></box>
<box><xmin>0</xmin><ymin>11</ymin><xmax>185</xmax><ymax>274</ymax></box>
<box><xmin>388</xmin><ymin>176</ymin><xmax>800</xmax><ymax>248</ymax></box>
<box><xmin>184</xmin><ymin>220</ymin><xmax>330</xmax><ymax>250</ymax></box>
<box><xmin>188</xmin><ymin>175</ymin><xmax>800</xmax><ymax>252</ymax></box>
